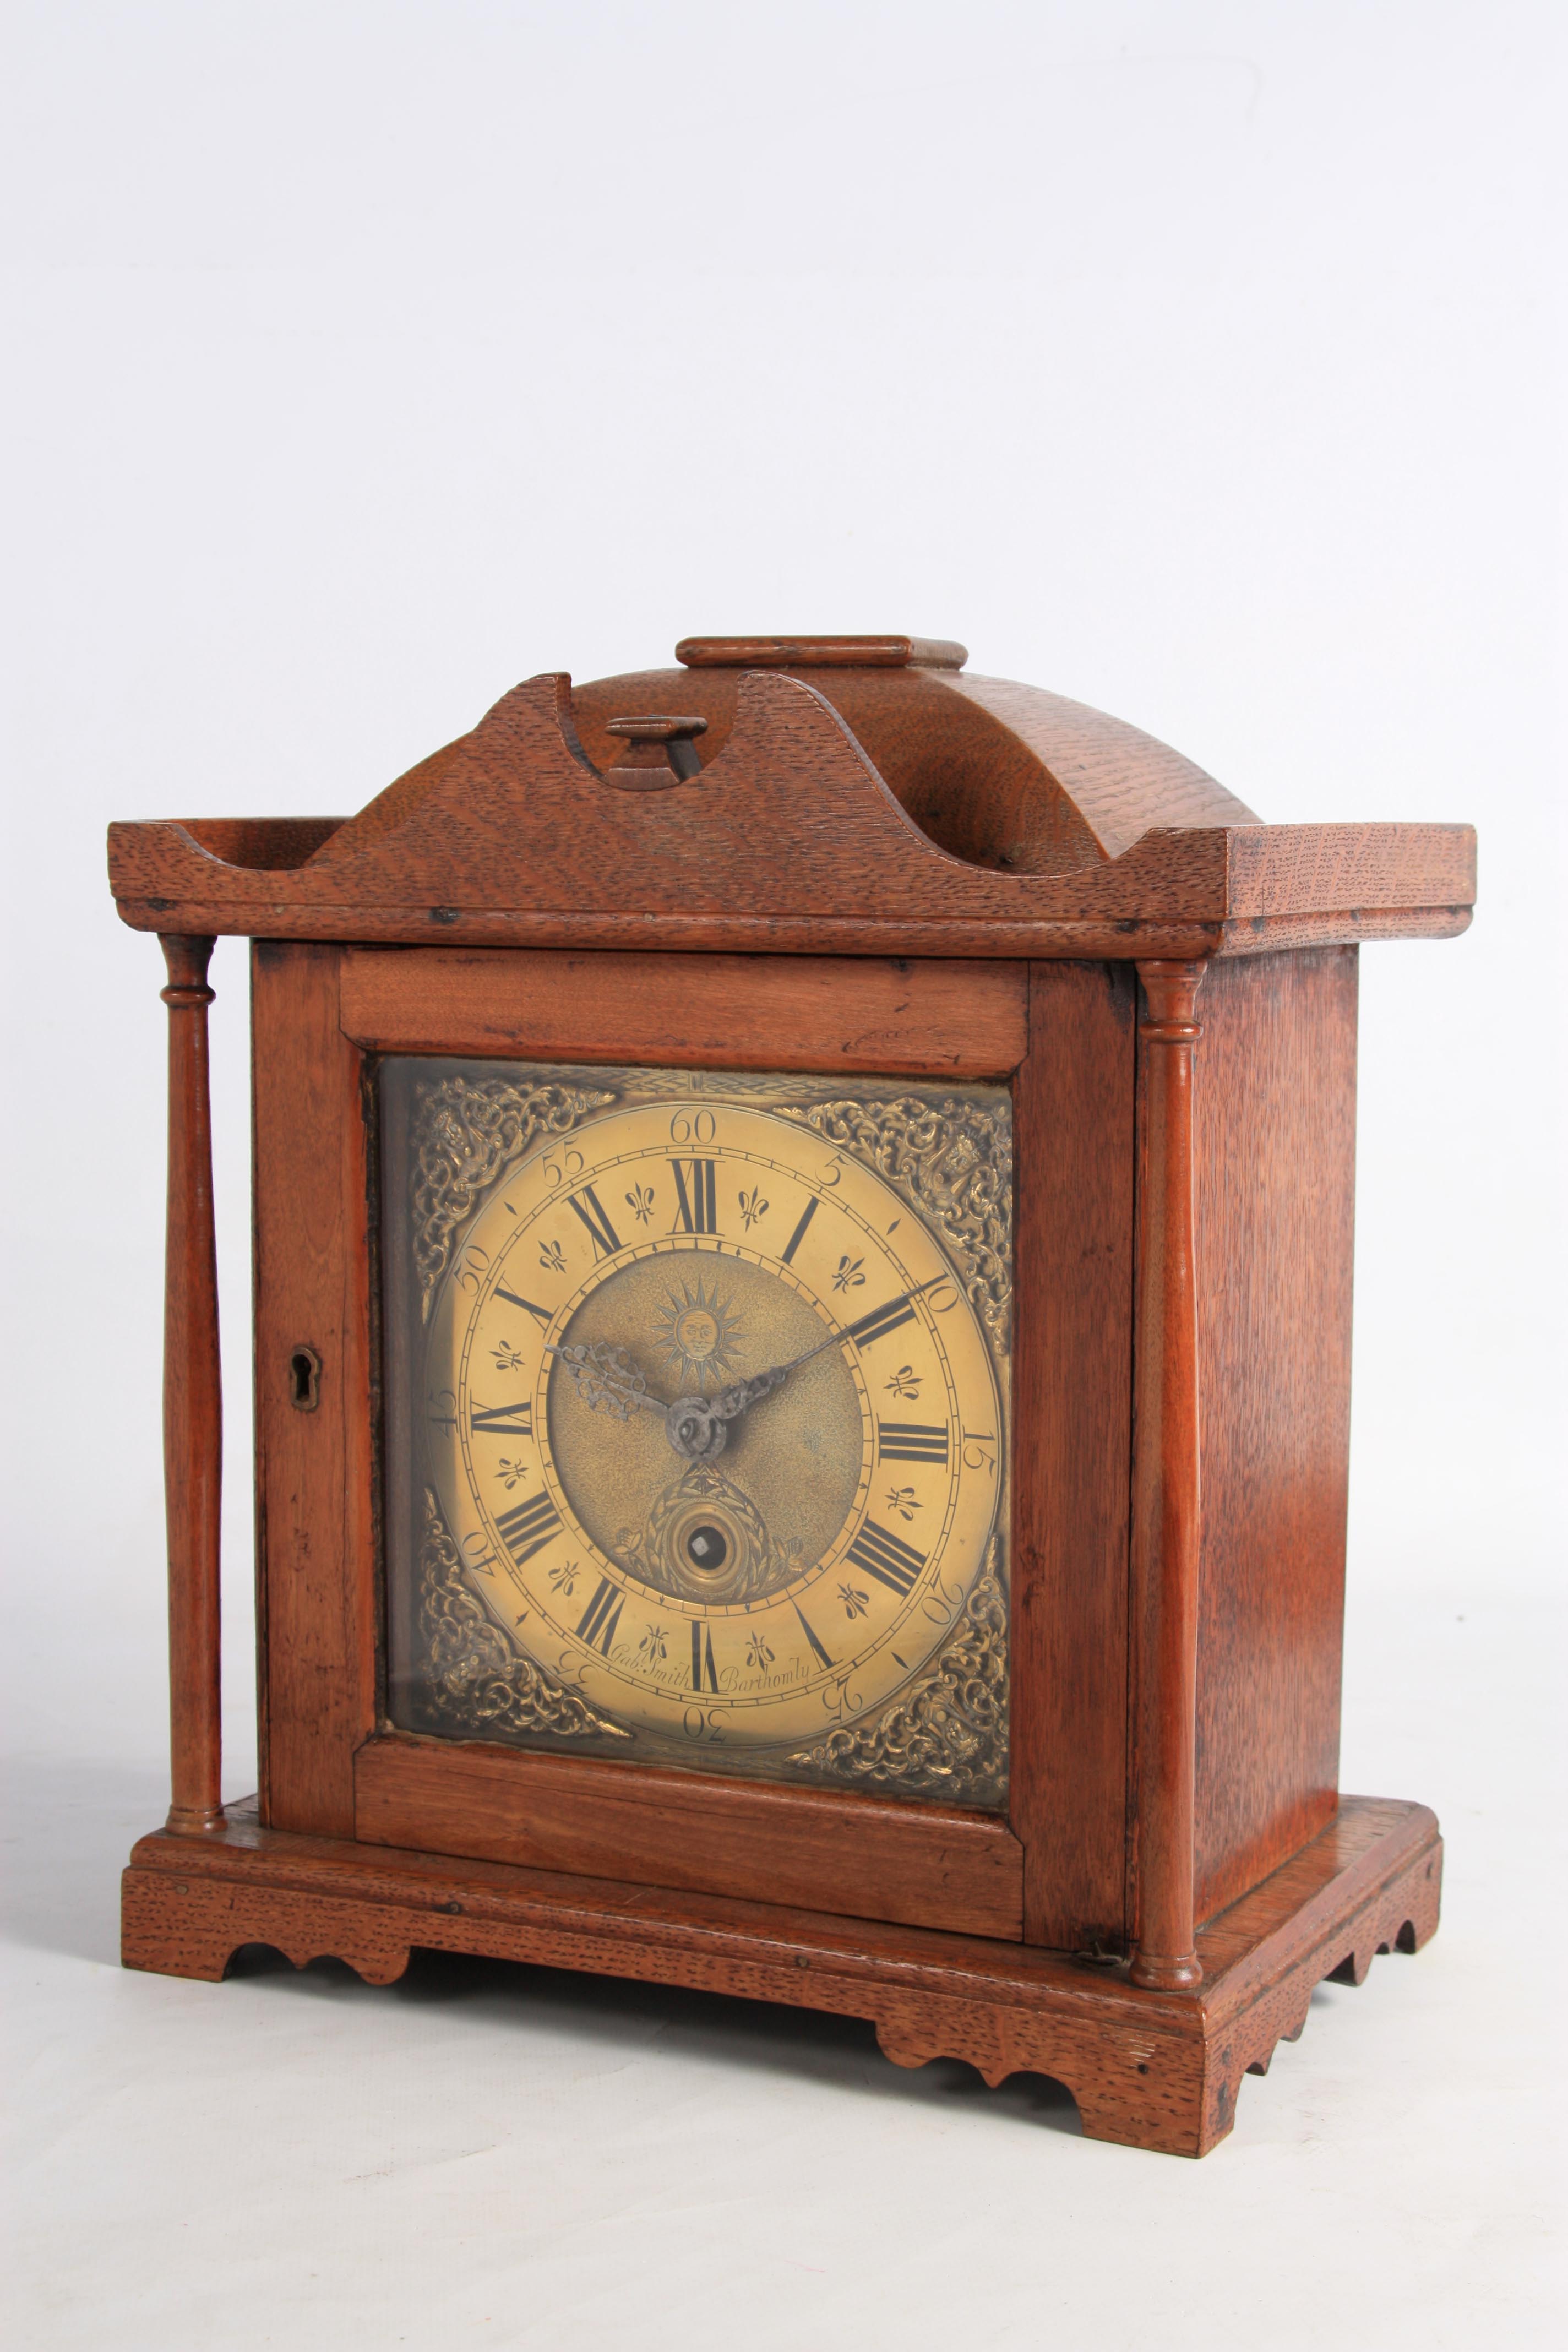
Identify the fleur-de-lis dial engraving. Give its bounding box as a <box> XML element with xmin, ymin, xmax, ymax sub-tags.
<box><xmin>422</xmin><ymin>1095</ymin><xmax>1004</xmax><ymax>1758</ymax></box>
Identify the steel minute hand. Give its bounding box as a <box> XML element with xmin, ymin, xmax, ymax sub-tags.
<box><xmin>707</xmin><ymin>1274</ymin><xmax>948</xmax><ymax>1424</ymax></box>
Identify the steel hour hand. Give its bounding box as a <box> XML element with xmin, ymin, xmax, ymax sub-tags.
<box><xmin>544</xmin><ymin>1340</ymin><xmax>667</xmax><ymax>1422</ymax></box>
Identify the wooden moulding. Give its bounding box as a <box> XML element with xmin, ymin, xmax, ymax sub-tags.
<box><xmin>107</xmin><ymin>669</ymin><xmax>1475</xmax><ymax>957</ymax></box>
<box><xmin>1129</xmin><ymin>961</ymin><xmax>1207</xmax><ymax>1990</ymax></box>
<box><xmin>336</xmin><ymin>946</ymin><xmax>1030</xmax><ymax>1073</ymax></box>
<box><xmin>251</xmin><ymin>942</ymin><xmax>377</xmax><ymax>1837</ymax></box>
<box><xmin>1010</xmin><ymin>962</ymin><xmax>1137</xmax><ymax>1951</ymax></box>
<box><xmin>159</xmin><ymin>935</ymin><xmax>225</xmax><ymax>1837</ymax></box>
<box><xmin>355</xmin><ymin>1737</ymin><xmax>1024</xmax><ymax>1942</ymax></box>
<box><xmin>121</xmin><ymin>1793</ymin><xmax>1442</xmax><ymax>2159</ymax></box>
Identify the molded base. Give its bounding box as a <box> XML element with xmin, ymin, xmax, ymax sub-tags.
<box><xmin>122</xmin><ymin>1792</ymin><xmax>1440</xmax><ymax>2158</ymax></box>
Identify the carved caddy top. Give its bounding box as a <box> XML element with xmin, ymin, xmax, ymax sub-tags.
<box><xmin>107</xmin><ymin>643</ymin><xmax>1476</xmax><ymax>961</ymax></box>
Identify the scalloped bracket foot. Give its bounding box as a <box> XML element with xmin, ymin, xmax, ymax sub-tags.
<box><xmin>119</xmin><ymin>1793</ymin><xmax>1439</xmax><ymax>2159</ymax></box>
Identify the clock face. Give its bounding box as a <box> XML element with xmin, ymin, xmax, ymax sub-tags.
<box><xmin>383</xmin><ymin>1062</ymin><xmax>1012</xmax><ymax>1806</ymax></box>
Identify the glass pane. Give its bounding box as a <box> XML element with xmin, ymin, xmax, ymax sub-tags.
<box><xmin>382</xmin><ymin>1059</ymin><xmax>1012</xmax><ymax>1809</ymax></box>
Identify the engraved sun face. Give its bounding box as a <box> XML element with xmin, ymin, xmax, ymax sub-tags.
<box><xmin>650</xmin><ymin>1276</ymin><xmax>745</xmax><ymax>1392</ymax></box>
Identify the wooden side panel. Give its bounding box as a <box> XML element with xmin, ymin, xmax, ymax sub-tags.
<box><xmin>1192</xmin><ymin>947</ymin><xmax>1358</xmax><ymax>1921</ymax></box>
<box><xmin>1011</xmin><ymin>963</ymin><xmax>1137</xmax><ymax>1950</ymax></box>
<box><xmin>339</xmin><ymin>948</ymin><xmax>1028</xmax><ymax>1075</ymax></box>
<box><xmin>354</xmin><ymin>1736</ymin><xmax>1024</xmax><ymax>1940</ymax></box>
<box><xmin>252</xmin><ymin>943</ymin><xmax>377</xmax><ymax>1833</ymax></box>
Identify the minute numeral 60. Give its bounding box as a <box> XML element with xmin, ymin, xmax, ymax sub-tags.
<box><xmin>669</xmin><ymin>1108</ymin><xmax>716</xmax><ymax>1145</ymax></box>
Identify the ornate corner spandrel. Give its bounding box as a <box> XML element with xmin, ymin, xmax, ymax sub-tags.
<box><xmin>777</xmin><ymin>1092</ymin><xmax>1013</xmax><ymax>1357</ymax></box>
<box><xmin>410</xmin><ymin>1073</ymin><xmax>617</xmax><ymax>1315</ymax></box>
<box><xmin>785</xmin><ymin>1550</ymin><xmax>1009</xmax><ymax>1807</ymax></box>
<box><xmin>411</xmin><ymin>1490</ymin><xmax>632</xmax><ymax>1745</ymax></box>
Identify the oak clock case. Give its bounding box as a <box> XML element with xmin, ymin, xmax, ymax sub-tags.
<box><xmin>383</xmin><ymin>1060</ymin><xmax>1010</xmax><ymax>1804</ymax></box>
<box><xmin>109</xmin><ymin>630</ymin><xmax>1476</xmax><ymax>2157</ymax></box>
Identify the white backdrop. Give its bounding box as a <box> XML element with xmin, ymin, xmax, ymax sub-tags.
<box><xmin>2</xmin><ymin>4</ymin><xmax>1563</xmax><ymax>2346</ymax></box>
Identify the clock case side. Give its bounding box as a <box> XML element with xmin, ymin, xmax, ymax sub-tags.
<box><xmin>1184</xmin><ymin>946</ymin><xmax>1358</xmax><ymax>1924</ymax></box>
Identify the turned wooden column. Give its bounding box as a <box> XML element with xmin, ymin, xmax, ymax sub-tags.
<box><xmin>1130</xmin><ymin>959</ymin><xmax>1207</xmax><ymax>1990</ymax></box>
<box><xmin>159</xmin><ymin>935</ymin><xmax>225</xmax><ymax>1834</ymax></box>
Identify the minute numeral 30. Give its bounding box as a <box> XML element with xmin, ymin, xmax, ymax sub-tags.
<box><xmin>670</xmin><ymin>1157</ymin><xmax>719</xmax><ymax>1235</ymax></box>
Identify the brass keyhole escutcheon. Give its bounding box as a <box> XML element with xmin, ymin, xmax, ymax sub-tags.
<box><xmin>288</xmin><ymin>1346</ymin><xmax>322</xmax><ymax>1411</ymax></box>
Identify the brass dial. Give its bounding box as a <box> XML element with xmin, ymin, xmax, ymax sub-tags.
<box><xmin>422</xmin><ymin>1094</ymin><xmax>1003</xmax><ymax>1757</ymax></box>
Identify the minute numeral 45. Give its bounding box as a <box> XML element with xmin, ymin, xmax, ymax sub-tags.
<box><xmin>495</xmin><ymin>1491</ymin><xmax>560</xmax><ymax>1565</ymax></box>
<box><xmin>566</xmin><ymin>1184</ymin><xmax>623</xmax><ymax>1260</ymax></box>
<box><xmin>877</xmin><ymin>1420</ymin><xmax>948</xmax><ymax>1464</ymax></box>
<box><xmin>670</xmin><ymin>1158</ymin><xmax>719</xmax><ymax>1235</ymax></box>
<box><xmin>470</xmin><ymin>1400</ymin><xmax>533</xmax><ymax>1438</ymax></box>
<box><xmin>845</xmin><ymin>1520</ymin><xmax>927</xmax><ymax>1597</ymax></box>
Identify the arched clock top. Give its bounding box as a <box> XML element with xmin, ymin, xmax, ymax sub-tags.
<box><xmin>107</xmin><ymin>635</ymin><xmax>1474</xmax><ymax>958</ymax></box>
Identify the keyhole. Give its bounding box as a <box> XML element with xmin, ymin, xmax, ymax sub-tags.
<box><xmin>289</xmin><ymin>1346</ymin><xmax>321</xmax><ymax>1411</ymax></box>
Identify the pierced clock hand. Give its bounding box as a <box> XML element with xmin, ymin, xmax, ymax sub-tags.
<box><xmin>549</xmin><ymin>1276</ymin><xmax>950</xmax><ymax>1464</ymax></box>
<box><xmin>543</xmin><ymin>1340</ymin><xmax>668</xmax><ymax>1422</ymax></box>
<box><xmin>545</xmin><ymin>1341</ymin><xmax>736</xmax><ymax>1463</ymax></box>
<box><xmin>698</xmin><ymin>1275</ymin><xmax>950</xmax><ymax>1440</ymax></box>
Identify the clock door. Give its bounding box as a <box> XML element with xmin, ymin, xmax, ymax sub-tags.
<box><xmin>381</xmin><ymin>1058</ymin><xmax>1010</xmax><ymax>1801</ymax></box>
<box><xmin>252</xmin><ymin>943</ymin><xmax>1136</xmax><ymax>1950</ymax></box>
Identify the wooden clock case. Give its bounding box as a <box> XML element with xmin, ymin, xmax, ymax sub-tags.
<box><xmin>109</xmin><ymin>634</ymin><xmax>1474</xmax><ymax>2156</ymax></box>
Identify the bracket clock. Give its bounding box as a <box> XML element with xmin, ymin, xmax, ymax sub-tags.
<box><xmin>108</xmin><ymin>633</ymin><xmax>1476</xmax><ymax>2156</ymax></box>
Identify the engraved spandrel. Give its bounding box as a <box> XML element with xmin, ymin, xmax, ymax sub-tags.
<box><xmin>410</xmin><ymin>1073</ymin><xmax>617</xmax><ymax>1317</ymax></box>
<box><xmin>786</xmin><ymin>1550</ymin><xmax>1009</xmax><ymax>1806</ymax></box>
<box><xmin>411</xmin><ymin>1490</ymin><xmax>631</xmax><ymax>1745</ymax></box>
<box><xmin>778</xmin><ymin>1093</ymin><xmax>1012</xmax><ymax>1357</ymax></box>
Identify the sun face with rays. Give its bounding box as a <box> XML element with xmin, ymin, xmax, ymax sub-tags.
<box><xmin>650</xmin><ymin>1276</ymin><xmax>747</xmax><ymax>1392</ymax></box>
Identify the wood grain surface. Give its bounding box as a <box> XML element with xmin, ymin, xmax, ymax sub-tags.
<box><xmin>1190</xmin><ymin>949</ymin><xmax>1358</xmax><ymax>1921</ymax></box>
<box><xmin>121</xmin><ymin>1792</ymin><xmax>1441</xmax><ymax>2158</ymax></box>
<box><xmin>106</xmin><ymin>667</ymin><xmax>1476</xmax><ymax>954</ymax></box>
<box><xmin>338</xmin><ymin>946</ymin><xmax>1030</xmax><ymax>1074</ymax></box>
<box><xmin>1010</xmin><ymin>962</ymin><xmax>1137</xmax><ymax>1951</ymax></box>
<box><xmin>251</xmin><ymin>943</ymin><xmax>377</xmax><ymax>1834</ymax></box>
<box><xmin>158</xmin><ymin>935</ymin><xmax>226</xmax><ymax>1835</ymax></box>
<box><xmin>1127</xmin><ymin>962</ymin><xmax>1208</xmax><ymax>1990</ymax></box>
<box><xmin>355</xmin><ymin>1736</ymin><xmax>1025</xmax><ymax>1941</ymax></box>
